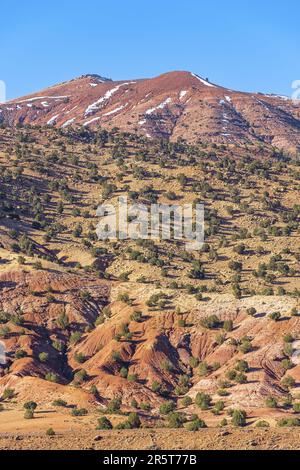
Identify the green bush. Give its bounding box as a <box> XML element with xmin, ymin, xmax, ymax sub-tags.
<box><xmin>235</xmin><ymin>360</ymin><xmax>249</xmax><ymax>373</ymax></box>
<box><xmin>281</xmin><ymin>375</ymin><xmax>296</xmax><ymax>389</ymax></box>
<box><xmin>107</xmin><ymin>397</ymin><xmax>122</xmax><ymax>413</ymax></box>
<box><xmin>2</xmin><ymin>388</ymin><xmax>15</xmax><ymax>400</ymax></box>
<box><xmin>195</xmin><ymin>392</ymin><xmax>212</xmax><ymax>410</ymax></box>
<box><xmin>293</xmin><ymin>402</ymin><xmax>300</xmax><ymax>413</ymax></box>
<box><xmin>46</xmin><ymin>428</ymin><xmax>55</xmax><ymax>436</ymax></box>
<box><xmin>186</xmin><ymin>418</ymin><xmax>207</xmax><ymax>431</ymax></box>
<box><xmin>159</xmin><ymin>401</ymin><xmax>176</xmax><ymax>415</ymax></box>
<box><xmin>223</xmin><ymin>320</ymin><xmax>233</xmax><ymax>332</ymax></box>
<box><xmin>52</xmin><ymin>399</ymin><xmax>67</xmax><ymax>407</ymax></box>
<box><xmin>189</xmin><ymin>357</ymin><xmax>199</xmax><ymax>368</ymax></box>
<box><xmin>200</xmin><ymin>315</ymin><xmax>221</xmax><ymax>329</ymax></box>
<box><xmin>96</xmin><ymin>416</ymin><xmax>113</xmax><ymax>430</ymax></box>
<box><xmin>127</xmin><ymin>412</ymin><xmax>141</xmax><ymax>429</ymax></box>
<box><xmin>24</xmin><ymin>401</ymin><xmax>37</xmax><ymax>411</ymax></box>
<box><xmin>38</xmin><ymin>352</ymin><xmax>49</xmax><ymax>363</ymax></box>
<box><xmin>231</xmin><ymin>409</ymin><xmax>247</xmax><ymax>427</ymax></box>
<box><xmin>255</xmin><ymin>420</ymin><xmax>270</xmax><ymax>428</ymax></box>
<box><xmin>277</xmin><ymin>418</ymin><xmax>300</xmax><ymax>427</ymax></box>
<box><xmin>71</xmin><ymin>408</ymin><xmax>88</xmax><ymax>416</ymax></box>
<box><xmin>269</xmin><ymin>311</ymin><xmax>281</xmax><ymax>321</ymax></box>
<box><xmin>181</xmin><ymin>396</ymin><xmax>192</xmax><ymax>407</ymax></box>
<box><xmin>167</xmin><ymin>412</ymin><xmax>186</xmax><ymax>428</ymax></box>
<box><xmin>265</xmin><ymin>396</ymin><xmax>277</xmax><ymax>408</ymax></box>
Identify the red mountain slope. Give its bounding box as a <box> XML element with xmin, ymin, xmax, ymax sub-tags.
<box><xmin>1</xmin><ymin>71</ymin><xmax>300</xmax><ymax>152</ymax></box>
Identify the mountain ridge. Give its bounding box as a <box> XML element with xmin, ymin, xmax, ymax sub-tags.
<box><xmin>1</xmin><ymin>70</ymin><xmax>300</xmax><ymax>154</ymax></box>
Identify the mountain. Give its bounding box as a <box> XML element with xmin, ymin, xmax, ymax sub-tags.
<box><xmin>1</xmin><ymin>77</ymin><xmax>300</xmax><ymax>445</ymax></box>
<box><xmin>1</xmin><ymin>71</ymin><xmax>300</xmax><ymax>154</ymax></box>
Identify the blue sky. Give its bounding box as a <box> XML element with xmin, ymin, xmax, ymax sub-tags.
<box><xmin>1</xmin><ymin>0</ymin><xmax>300</xmax><ymax>99</ymax></box>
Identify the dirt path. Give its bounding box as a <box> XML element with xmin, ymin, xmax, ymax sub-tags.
<box><xmin>1</xmin><ymin>427</ymin><xmax>300</xmax><ymax>450</ymax></box>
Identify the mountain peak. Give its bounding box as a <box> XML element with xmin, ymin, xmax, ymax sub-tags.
<box><xmin>76</xmin><ymin>74</ymin><xmax>112</xmax><ymax>82</ymax></box>
<box><xmin>0</xmin><ymin>70</ymin><xmax>299</xmax><ymax>153</ymax></box>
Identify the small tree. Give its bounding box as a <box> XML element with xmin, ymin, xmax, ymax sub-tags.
<box><xmin>24</xmin><ymin>401</ymin><xmax>37</xmax><ymax>411</ymax></box>
<box><xmin>107</xmin><ymin>397</ymin><xmax>122</xmax><ymax>413</ymax></box>
<box><xmin>231</xmin><ymin>409</ymin><xmax>247</xmax><ymax>427</ymax></box>
<box><xmin>127</xmin><ymin>412</ymin><xmax>141</xmax><ymax>429</ymax></box>
<box><xmin>96</xmin><ymin>416</ymin><xmax>113</xmax><ymax>430</ymax></box>
<box><xmin>167</xmin><ymin>412</ymin><xmax>186</xmax><ymax>428</ymax></box>
<box><xmin>265</xmin><ymin>396</ymin><xmax>277</xmax><ymax>408</ymax></box>
<box><xmin>38</xmin><ymin>352</ymin><xmax>49</xmax><ymax>363</ymax></box>
<box><xmin>181</xmin><ymin>396</ymin><xmax>192</xmax><ymax>407</ymax></box>
<box><xmin>2</xmin><ymin>388</ymin><xmax>15</xmax><ymax>400</ymax></box>
<box><xmin>186</xmin><ymin>417</ymin><xmax>207</xmax><ymax>431</ymax></box>
<box><xmin>195</xmin><ymin>392</ymin><xmax>212</xmax><ymax>410</ymax></box>
<box><xmin>269</xmin><ymin>311</ymin><xmax>281</xmax><ymax>321</ymax></box>
<box><xmin>281</xmin><ymin>375</ymin><xmax>296</xmax><ymax>389</ymax></box>
<box><xmin>159</xmin><ymin>401</ymin><xmax>176</xmax><ymax>415</ymax></box>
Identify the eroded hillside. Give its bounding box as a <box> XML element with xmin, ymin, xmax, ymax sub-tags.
<box><xmin>0</xmin><ymin>124</ymin><xmax>299</xmax><ymax>433</ymax></box>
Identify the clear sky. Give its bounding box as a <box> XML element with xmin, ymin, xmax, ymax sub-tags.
<box><xmin>1</xmin><ymin>0</ymin><xmax>300</xmax><ymax>100</ymax></box>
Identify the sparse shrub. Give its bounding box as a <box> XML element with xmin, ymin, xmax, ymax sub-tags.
<box><xmin>159</xmin><ymin>401</ymin><xmax>176</xmax><ymax>415</ymax></box>
<box><xmin>181</xmin><ymin>396</ymin><xmax>192</xmax><ymax>407</ymax></box>
<box><xmin>96</xmin><ymin>416</ymin><xmax>113</xmax><ymax>430</ymax></box>
<box><xmin>107</xmin><ymin>397</ymin><xmax>122</xmax><ymax>413</ymax></box>
<box><xmin>255</xmin><ymin>420</ymin><xmax>270</xmax><ymax>428</ymax></box>
<box><xmin>198</xmin><ymin>361</ymin><xmax>209</xmax><ymax>377</ymax></box>
<box><xmin>235</xmin><ymin>360</ymin><xmax>249</xmax><ymax>373</ymax></box>
<box><xmin>201</xmin><ymin>315</ymin><xmax>221</xmax><ymax>329</ymax></box>
<box><xmin>223</xmin><ymin>320</ymin><xmax>233</xmax><ymax>332</ymax></box>
<box><xmin>38</xmin><ymin>352</ymin><xmax>49</xmax><ymax>363</ymax></box>
<box><xmin>74</xmin><ymin>352</ymin><xmax>86</xmax><ymax>363</ymax></box>
<box><xmin>71</xmin><ymin>408</ymin><xmax>88</xmax><ymax>416</ymax></box>
<box><xmin>269</xmin><ymin>311</ymin><xmax>281</xmax><ymax>321</ymax></box>
<box><xmin>140</xmin><ymin>402</ymin><xmax>151</xmax><ymax>411</ymax></box>
<box><xmin>52</xmin><ymin>399</ymin><xmax>67</xmax><ymax>407</ymax></box>
<box><xmin>127</xmin><ymin>412</ymin><xmax>141</xmax><ymax>429</ymax></box>
<box><xmin>24</xmin><ymin>401</ymin><xmax>37</xmax><ymax>411</ymax></box>
<box><xmin>189</xmin><ymin>357</ymin><xmax>199</xmax><ymax>368</ymax></box>
<box><xmin>167</xmin><ymin>412</ymin><xmax>186</xmax><ymax>428</ymax></box>
<box><xmin>247</xmin><ymin>307</ymin><xmax>257</xmax><ymax>316</ymax></box>
<box><xmin>281</xmin><ymin>375</ymin><xmax>296</xmax><ymax>389</ymax></box>
<box><xmin>186</xmin><ymin>417</ymin><xmax>207</xmax><ymax>431</ymax></box>
<box><xmin>195</xmin><ymin>392</ymin><xmax>212</xmax><ymax>410</ymax></box>
<box><xmin>2</xmin><ymin>388</ymin><xmax>15</xmax><ymax>400</ymax></box>
<box><xmin>69</xmin><ymin>331</ymin><xmax>82</xmax><ymax>345</ymax></box>
<box><xmin>238</xmin><ymin>339</ymin><xmax>252</xmax><ymax>354</ymax></box>
<box><xmin>45</xmin><ymin>372</ymin><xmax>59</xmax><ymax>383</ymax></box>
<box><xmin>231</xmin><ymin>409</ymin><xmax>247</xmax><ymax>427</ymax></box>
<box><xmin>265</xmin><ymin>396</ymin><xmax>277</xmax><ymax>408</ymax></box>
<box><xmin>293</xmin><ymin>403</ymin><xmax>300</xmax><ymax>413</ymax></box>
<box><xmin>277</xmin><ymin>417</ymin><xmax>300</xmax><ymax>427</ymax></box>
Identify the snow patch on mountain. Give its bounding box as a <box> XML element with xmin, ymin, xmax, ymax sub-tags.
<box><xmin>84</xmin><ymin>82</ymin><xmax>134</xmax><ymax>117</ymax></box>
<box><xmin>179</xmin><ymin>90</ymin><xmax>188</xmax><ymax>100</ymax></box>
<box><xmin>145</xmin><ymin>97</ymin><xmax>172</xmax><ymax>115</ymax></box>
<box><xmin>191</xmin><ymin>73</ymin><xmax>216</xmax><ymax>88</ymax></box>
<box><xmin>47</xmin><ymin>114</ymin><xmax>60</xmax><ymax>125</ymax></box>
<box><xmin>19</xmin><ymin>96</ymin><xmax>68</xmax><ymax>103</ymax></box>
<box><xmin>83</xmin><ymin>117</ymin><xmax>100</xmax><ymax>126</ymax></box>
<box><xmin>61</xmin><ymin>117</ymin><xmax>75</xmax><ymax>127</ymax></box>
<box><xmin>103</xmin><ymin>104</ymin><xmax>127</xmax><ymax>117</ymax></box>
